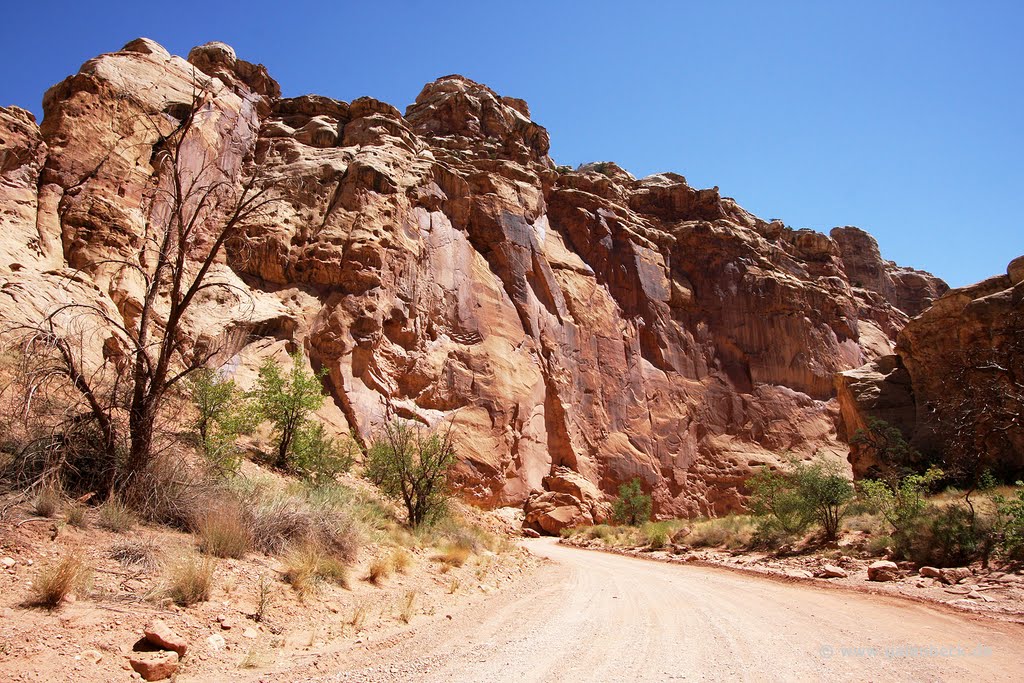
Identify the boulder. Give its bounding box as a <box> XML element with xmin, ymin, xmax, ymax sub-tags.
<box><xmin>819</xmin><ymin>564</ymin><xmax>848</xmax><ymax>579</ymax></box>
<box><xmin>938</xmin><ymin>567</ymin><xmax>973</xmax><ymax>585</ymax></box>
<box><xmin>523</xmin><ymin>491</ymin><xmax>593</xmax><ymax>535</ymax></box>
<box><xmin>129</xmin><ymin>651</ymin><xmax>179</xmax><ymax>681</ymax></box>
<box><xmin>919</xmin><ymin>566</ymin><xmax>941</xmax><ymax>579</ymax></box>
<box><xmin>1008</xmin><ymin>255</ymin><xmax>1024</xmax><ymax>286</ymax></box>
<box><xmin>143</xmin><ymin>620</ymin><xmax>187</xmax><ymax>657</ymax></box>
<box><xmin>867</xmin><ymin>560</ymin><xmax>900</xmax><ymax>582</ymax></box>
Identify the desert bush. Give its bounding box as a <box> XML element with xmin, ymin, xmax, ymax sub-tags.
<box><xmin>96</xmin><ymin>498</ymin><xmax>136</xmax><ymax>532</ymax></box>
<box><xmin>253</xmin><ymin>353</ymin><xmax>327</xmax><ymax>471</ymax></box>
<box><xmin>28</xmin><ymin>554</ymin><xmax>91</xmax><ymax>608</ymax></box>
<box><xmin>435</xmin><ymin>544</ymin><xmax>471</xmax><ymax>568</ymax></box>
<box><xmin>611</xmin><ymin>478</ymin><xmax>652</xmax><ymax>526</ymax></box>
<box><xmin>30</xmin><ymin>486</ymin><xmax>62</xmax><ymax>518</ymax></box>
<box><xmin>365</xmin><ymin>419</ymin><xmax>457</xmax><ymax>527</ymax></box>
<box><xmin>194</xmin><ymin>502</ymin><xmax>252</xmax><ymax>559</ymax></box>
<box><xmin>391</xmin><ymin>549</ymin><xmax>413</xmax><ymax>573</ymax></box>
<box><xmin>893</xmin><ymin>504</ymin><xmax>994</xmax><ymax>567</ymax></box>
<box><xmin>859</xmin><ymin>467</ymin><xmax>943</xmax><ymax>534</ymax></box>
<box><xmin>248</xmin><ymin>492</ymin><xmax>361</xmax><ymax>562</ymax></box>
<box><xmin>185</xmin><ymin>368</ymin><xmax>256</xmax><ymax>475</ymax></box>
<box><xmin>349</xmin><ymin>600</ymin><xmax>369</xmax><ymax>630</ymax></box>
<box><xmin>688</xmin><ymin>515</ymin><xmax>757</xmax><ymax>549</ymax></box>
<box><xmin>166</xmin><ymin>554</ymin><xmax>215</xmax><ymax>606</ymax></box>
<box><xmin>282</xmin><ymin>541</ymin><xmax>350</xmax><ymax>596</ymax></box>
<box><xmin>367</xmin><ymin>556</ymin><xmax>393</xmax><ymax>584</ymax></box>
<box><xmin>641</xmin><ymin>521</ymin><xmax>686</xmax><ymax>549</ymax></box>
<box><xmin>399</xmin><ymin>590</ymin><xmax>417</xmax><ymax>623</ymax></box>
<box><xmin>129</xmin><ymin>455</ymin><xmax>218</xmax><ymax>529</ymax></box>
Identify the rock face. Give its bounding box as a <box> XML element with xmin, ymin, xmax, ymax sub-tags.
<box><xmin>0</xmin><ymin>40</ymin><xmax>949</xmax><ymax>518</ymax></box>
<box><xmin>839</xmin><ymin>258</ymin><xmax>1024</xmax><ymax>477</ymax></box>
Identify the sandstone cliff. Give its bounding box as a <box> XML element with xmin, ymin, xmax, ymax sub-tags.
<box><xmin>838</xmin><ymin>256</ymin><xmax>1024</xmax><ymax>478</ymax></box>
<box><xmin>0</xmin><ymin>40</ymin><xmax>949</xmax><ymax>524</ymax></box>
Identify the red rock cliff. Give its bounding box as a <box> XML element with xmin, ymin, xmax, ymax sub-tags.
<box><xmin>0</xmin><ymin>40</ymin><xmax>949</xmax><ymax>521</ymax></box>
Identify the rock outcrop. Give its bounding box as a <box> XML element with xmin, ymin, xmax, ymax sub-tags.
<box><xmin>0</xmin><ymin>39</ymin><xmax>951</xmax><ymax>521</ymax></box>
<box><xmin>838</xmin><ymin>256</ymin><xmax>1024</xmax><ymax>478</ymax></box>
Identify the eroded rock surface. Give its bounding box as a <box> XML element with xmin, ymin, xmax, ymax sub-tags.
<box><xmin>839</xmin><ymin>257</ymin><xmax>1024</xmax><ymax>477</ymax></box>
<box><xmin>0</xmin><ymin>39</ymin><xmax>950</xmax><ymax>519</ymax></box>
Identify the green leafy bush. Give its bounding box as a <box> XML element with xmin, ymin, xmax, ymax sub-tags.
<box><xmin>748</xmin><ymin>467</ymin><xmax>814</xmax><ymax>536</ymax></box>
<box><xmin>365</xmin><ymin>419</ymin><xmax>457</xmax><ymax>527</ymax></box>
<box><xmin>290</xmin><ymin>422</ymin><xmax>356</xmax><ymax>485</ymax></box>
<box><xmin>253</xmin><ymin>352</ymin><xmax>328</xmax><ymax>471</ymax></box>
<box><xmin>859</xmin><ymin>467</ymin><xmax>943</xmax><ymax>534</ymax></box>
<box><xmin>994</xmin><ymin>484</ymin><xmax>1024</xmax><ymax>562</ymax></box>
<box><xmin>748</xmin><ymin>458</ymin><xmax>853</xmax><ymax>542</ymax></box>
<box><xmin>611</xmin><ymin>478</ymin><xmax>652</xmax><ymax>526</ymax></box>
<box><xmin>185</xmin><ymin>368</ymin><xmax>256</xmax><ymax>475</ymax></box>
<box><xmin>893</xmin><ymin>504</ymin><xmax>993</xmax><ymax>567</ymax></box>
<box><xmin>850</xmin><ymin>417</ymin><xmax>921</xmax><ymax>474</ymax></box>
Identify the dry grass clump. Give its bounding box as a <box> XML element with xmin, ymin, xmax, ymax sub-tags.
<box><xmin>165</xmin><ymin>554</ymin><xmax>215</xmax><ymax>606</ymax></box>
<box><xmin>367</xmin><ymin>556</ymin><xmax>393</xmax><ymax>585</ymax></box>
<box><xmin>109</xmin><ymin>538</ymin><xmax>159</xmax><ymax>571</ymax></box>
<box><xmin>390</xmin><ymin>548</ymin><xmax>413</xmax><ymax>574</ymax></box>
<box><xmin>282</xmin><ymin>540</ymin><xmax>350</xmax><ymax>597</ymax></box>
<box><xmin>194</xmin><ymin>502</ymin><xmax>252</xmax><ymax>559</ymax></box>
<box><xmin>97</xmin><ymin>498</ymin><xmax>136</xmax><ymax>533</ymax></box>
<box><xmin>65</xmin><ymin>505</ymin><xmax>88</xmax><ymax>529</ymax></box>
<box><xmin>247</xmin><ymin>493</ymin><xmax>361</xmax><ymax>562</ymax></box>
<box><xmin>688</xmin><ymin>514</ymin><xmax>756</xmax><ymax>549</ymax></box>
<box><xmin>435</xmin><ymin>543</ymin><xmax>471</xmax><ymax>568</ymax></box>
<box><xmin>399</xmin><ymin>590</ymin><xmax>417</xmax><ymax>624</ymax></box>
<box><xmin>349</xmin><ymin>599</ymin><xmax>369</xmax><ymax>630</ymax></box>
<box><xmin>27</xmin><ymin>554</ymin><xmax>90</xmax><ymax>608</ymax></box>
<box><xmin>30</xmin><ymin>486</ymin><xmax>62</xmax><ymax>518</ymax></box>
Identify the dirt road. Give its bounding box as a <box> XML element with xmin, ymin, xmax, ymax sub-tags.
<box><xmin>311</xmin><ymin>539</ymin><xmax>1024</xmax><ymax>682</ymax></box>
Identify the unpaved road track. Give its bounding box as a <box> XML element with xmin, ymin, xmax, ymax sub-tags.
<box><xmin>314</xmin><ymin>539</ymin><xmax>1024</xmax><ymax>682</ymax></box>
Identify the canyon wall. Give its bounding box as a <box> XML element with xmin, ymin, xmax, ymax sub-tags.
<box><xmin>0</xmin><ymin>40</ymin><xmax>951</xmax><ymax>524</ymax></box>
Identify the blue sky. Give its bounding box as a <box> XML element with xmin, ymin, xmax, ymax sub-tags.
<box><xmin>2</xmin><ymin>1</ymin><xmax>1021</xmax><ymax>287</ymax></box>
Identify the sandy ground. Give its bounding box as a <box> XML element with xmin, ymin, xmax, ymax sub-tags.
<box><xmin>296</xmin><ymin>538</ymin><xmax>1024</xmax><ymax>683</ymax></box>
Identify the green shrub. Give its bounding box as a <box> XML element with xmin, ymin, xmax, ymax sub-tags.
<box><xmin>748</xmin><ymin>467</ymin><xmax>814</xmax><ymax>535</ymax></box>
<box><xmin>748</xmin><ymin>458</ymin><xmax>853</xmax><ymax>542</ymax></box>
<box><xmin>859</xmin><ymin>467</ymin><xmax>943</xmax><ymax>534</ymax></box>
<box><xmin>994</xmin><ymin>484</ymin><xmax>1024</xmax><ymax>562</ymax></box>
<box><xmin>850</xmin><ymin>417</ymin><xmax>921</xmax><ymax>474</ymax></box>
<box><xmin>893</xmin><ymin>504</ymin><xmax>994</xmax><ymax>567</ymax></box>
<box><xmin>254</xmin><ymin>352</ymin><xmax>327</xmax><ymax>471</ymax></box>
<box><xmin>185</xmin><ymin>368</ymin><xmax>256</xmax><ymax>475</ymax></box>
<box><xmin>611</xmin><ymin>478</ymin><xmax>652</xmax><ymax>526</ymax></box>
<box><xmin>365</xmin><ymin>419</ymin><xmax>456</xmax><ymax>527</ymax></box>
<box><xmin>290</xmin><ymin>422</ymin><xmax>356</xmax><ymax>486</ymax></box>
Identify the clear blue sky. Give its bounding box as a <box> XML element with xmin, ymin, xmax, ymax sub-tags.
<box><xmin>2</xmin><ymin>1</ymin><xmax>1021</xmax><ymax>287</ymax></box>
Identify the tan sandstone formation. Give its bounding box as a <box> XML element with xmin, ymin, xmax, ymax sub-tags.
<box><xmin>0</xmin><ymin>40</ymin><xmax>949</xmax><ymax>525</ymax></box>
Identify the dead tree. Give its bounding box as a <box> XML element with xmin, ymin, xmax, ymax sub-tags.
<box><xmin>15</xmin><ymin>85</ymin><xmax>277</xmax><ymax>499</ymax></box>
